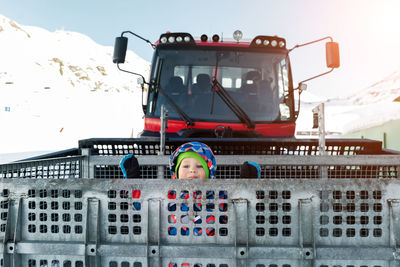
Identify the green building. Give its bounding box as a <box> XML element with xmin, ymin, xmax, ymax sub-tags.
<box><xmin>342</xmin><ymin>118</ymin><xmax>400</xmax><ymax>151</ymax></box>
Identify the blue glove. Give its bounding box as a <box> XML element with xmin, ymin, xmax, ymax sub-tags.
<box><xmin>240</xmin><ymin>161</ymin><xmax>261</xmax><ymax>178</ymax></box>
<box><xmin>120</xmin><ymin>154</ymin><xmax>140</xmax><ymax>178</ymax></box>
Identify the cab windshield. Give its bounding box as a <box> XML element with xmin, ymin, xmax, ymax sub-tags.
<box><xmin>148</xmin><ymin>47</ymin><xmax>292</xmax><ymax>123</ymax></box>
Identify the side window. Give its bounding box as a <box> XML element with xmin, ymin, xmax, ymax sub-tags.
<box><xmin>192</xmin><ymin>66</ymin><xmax>212</xmax><ymax>84</ymax></box>
<box><xmin>174</xmin><ymin>66</ymin><xmax>189</xmax><ymax>84</ymax></box>
<box><xmin>219</xmin><ymin>67</ymin><xmax>246</xmax><ymax>91</ymax></box>
<box><xmin>277</xmin><ymin>59</ymin><xmax>290</xmax><ymax>120</ymax></box>
<box><xmin>222</xmin><ymin>78</ymin><xmax>232</xmax><ymax>87</ymax></box>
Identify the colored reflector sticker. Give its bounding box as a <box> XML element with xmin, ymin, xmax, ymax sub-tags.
<box><xmin>193</xmin><ymin>215</ymin><xmax>202</xmax><ymax>224</ymax></box>
<box><xmin>206</xmin><ymin>227</ymin><xmax>215</xmax><ymax>236</ymax></box>
<box><xmin>219</xmin><ymin>203</ymin><xmax>228</xmax><ymax>212</ymax></box>
<box><xmin>168</xmin><ymin>203</ymin><xmax>176</xmax><ymax>211</ymax></box>
<box><xmin>181</xmin><ymin>227</ymin><xmax>190</xmax><ymax>236</ymax></box>
<box><xmin>206</xmin><ymin>203</ymin><xmax>215</xmax><ymax>212</ymax></box>
<box><xmin>219</xmin><ymin>190</ymin><xmax>228</xmax><ymax>199</ymax></box>
<box><xmin>206</xmin><ymin>215</ymin><xmax>215</xmax><ymax>224</ymax></box>
<box><xmin>206</xmin><ymin>190</ymin><xmax>215</xmax><ymax>199</ymax></box>
<box><xmin>193</xmin><ymin>190</ymin><xmax>202</xmax><ymax>199</ymax></box>
<box><xmin>193</xmin><ymin>203</ymin><xmax>202</xmax><ymax>212</ymax></box>
<box><xmin>132</xmin><ymin>190</ymin><xmax>141</xmax><ymax>199</ymax></box>
<box><xmin>132</xmin><ymin>202</ymin><xmax>141</xmax><ymax>211</ymax></box>
<box><xmin>168</xmin><ymin>215</ymin><xmax>177</xmax><ymax>224</ymax></box>
<box><xmin>180</xmin><ymin>190</ymin><xmax>189</xmax><ymax>199</ymax></box>
<box><xmin>181</xmin><ymin>203</ymin><xmax>189</xmax><ymax>212</ymax></box>
<box><xmin>168</xmin><ymin>227</ymin><xmax>177</xmax><ymax>235</ymax></box>
<box><xmin>168</xmin><ymin>190</ymin><xmax>176</xmax><ymax>199</ymax></box>
<box><xmin>194</xmin><ymin>227</ymin><xmax>202</xmax><ymax>236</ymax></box>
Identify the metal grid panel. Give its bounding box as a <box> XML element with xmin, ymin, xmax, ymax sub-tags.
<box><xmin>316</xmin><ymin>188</ymin><xmax>387</xmax><ymax>246</ymax></box>
<box><xmin>249</xmin><ymin>260</ymin><xmax>299</xmax><ymax>267</ymax></box>
<box><xmin>91</xmin><ymin>164</ymin><xmax>399</xmax><ymax>180</ymax></box>
<box><xmin>101</xmin><ymin>258</ymin><xmax>146</xmax><ymax>267</ymax></box>
<box><xmin>314</xmin><ymin>260</ymin><xmax>388</xmax><ymax>267</ymax></box>
<box><xmin>0</xmin><ymin>156</ymin><xmax>82</xmax><ymax>179</ymax></box>
<box><xmin>94</xmin><ymin>165</ymin><xmax>160</xmax><ymax>179</ymax></box>
<box><xmin>0</xmin><ymin>189</ymin><xmax>8</xmax><ymax>235</ymax></box>
<box><xmin>21</xmin><ymin>189</ymin><xmax>85</xmax><ymax>242</ymax></box>
<box><xmin>102</xmin><ymin>188</ymin><xmax>147</xmax><ymax>243</ymax></box>
<box><xmin>162</xmin><ymin>188</ymin><xmax>233</xmax><ymax>245</ymax></box>
<box><xmin>162</xmin><ymin>259</ymin><xmax>235</xmax><ymax>267</ymax></box>
<box><xmin>261</xmin><ymin>165</ymin><xmax>399</xmax><ymax>179</ymax></box>
<box><xmin>21</xmin><ymin>255</ymin><xmax>85</xmax><ymax>267</ymax></box>
<box><xmin>2</xmin><ymin>178</ymin><xmax>400</xmax><ymax>265</ymax></box>
<box><xmin>251</xmin><ymin>189</ymin><xmax>297</xmax><ymax>245</ymax></box>
<box><xmin>79</xmin><ymin>138</ymin><xmax>388</xmax><ymax>156</ymax></box>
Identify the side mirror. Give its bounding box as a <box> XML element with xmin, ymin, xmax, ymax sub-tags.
<box><xmin>137</xmin><ymin>77</ymin><xmax>144</xmax><ymax>88</ymax></box>
<box><xmin>113</xmin><ymin>37</ymin><xmax>128</xmax><ymax>64</ymax></box>
<box><xmin>298</xmin><ymin>83</ymin><xmax>307</xmax><ymax>91</ymax></box>
<box><xmin>326</xmin><ymin>42</ymin><xmax>340</xmax><ymax>68</ymax></box>
<box><xmin>141</xmin><ymin>78</ymin><xmax>149</xmax><ymax>114</ymax></box>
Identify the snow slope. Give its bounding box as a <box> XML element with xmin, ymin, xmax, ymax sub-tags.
<box><xmin>0</xmin><ymin>14</ymin><xmax>150</xmax><ymax>153</ymax></box>
<box><xmin>297</xmin><ymin>70</ymin><xmax>400</xmax><ymax>135</ymax></box>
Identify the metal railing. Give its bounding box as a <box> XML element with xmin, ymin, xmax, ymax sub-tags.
<box><xmin>1</xmin><ymin>154</ymin><xmax>399</xmax><ymax>180</ymax></box>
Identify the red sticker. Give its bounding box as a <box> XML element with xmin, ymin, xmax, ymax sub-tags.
<box><xmin>168</xmin><ymin>190</ymin><xmax>177</xmax><ymax>199</ymax></box>
<box><xmin>132</xmin><ymin>190</ymin><xmax>141</xmax><ymax>199</ymax></box>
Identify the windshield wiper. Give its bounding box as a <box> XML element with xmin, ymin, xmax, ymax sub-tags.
<box><xmin>154</xmin><ymin>58</ymin><xmax>194</xmax><ymax>127</ymax></box>
<box><xmin>158</xmin><ymin>86</ymin><xmax>194</xmax><ymax>127</ymax></box>
<box><xmin>211</xmin><ymin>79</ymin><xmax>255</xmax><ymax>129</ymax></box>
<box><xmin>210</xmin><ymin>52</ymin><xmax>254</xmax><ymax>129</ymax></box>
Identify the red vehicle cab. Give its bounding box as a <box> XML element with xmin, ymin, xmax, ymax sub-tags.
<box><xmin>140</xmin><ymin>32</ymin><xmax>296</xmax><ymax>138</ymax></box>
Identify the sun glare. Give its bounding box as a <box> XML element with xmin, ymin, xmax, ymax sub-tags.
<box><xmin>373</xmin><ymin>2</ymin><xmax>400</xmax><ymax>40</ymax></box>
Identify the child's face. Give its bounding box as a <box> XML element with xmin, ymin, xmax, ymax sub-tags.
<box><xmin>178</xmin><ymin>157</ymin><xmax>206</xmax><ymax>179</ymax></box>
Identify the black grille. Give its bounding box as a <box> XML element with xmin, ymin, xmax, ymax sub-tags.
<box><xmin>79</xmin><ymin>137</ymin><xmax>390</xmax><ymax>156</ymax></box>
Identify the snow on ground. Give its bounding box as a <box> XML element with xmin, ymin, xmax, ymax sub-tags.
<box><xmin>0</xmin><ymin>14</ymin><xmax>149</xmax><ymax>155</ymax></box>
<box><xmin>0</xmin><ymin>151</ymin><xmax>54</xmax><ymax>164</ymax></box>
<box><xmin>297</xmin><ymin>69</ymin><xmax>400</xmax><ymax>135</ymax></box>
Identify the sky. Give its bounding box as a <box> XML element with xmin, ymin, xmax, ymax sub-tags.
<box><xmin>2</xmin><ymin>0</ymin><xmax>400</xmax><ymax>99</ymax></box>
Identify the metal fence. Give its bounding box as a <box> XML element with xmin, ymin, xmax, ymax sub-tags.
<box><xmin>0</xmin><ymin>156</ymin><xmax>83</xmax><ymax>179</ymax></box>
<box><xmin>79</xmin><ymin>138</ymin><xmax>387</xmax><ymax>156</ymax></box>
<box><xmin>1</xmin><ymin>154</ymin><xmax>399</xmax><ymax>180</ymax></box>
<box><xmin>2</xmin><ymin>178</ymin><xmax>400</xmax><ymax>266</ymax></box>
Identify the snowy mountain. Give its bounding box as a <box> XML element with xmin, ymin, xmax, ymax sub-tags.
<box><xmin>297</xmin><ymin>70</ymin><xmax>400</xmax><ymax>135</ymax></box>
<box><xmin>348</xmin><ymin>71</ymin><xmax>400</xmax><ymax>105</ymax></box>
<box><xmin>338</xmin><ymin>72</ymin><xmax>400</xmax><ymax>133</ymax></box>
<box><xmin>0</xmin><ymin>14</ymin><xmax>150</xmax><ymax>153</ymax></box>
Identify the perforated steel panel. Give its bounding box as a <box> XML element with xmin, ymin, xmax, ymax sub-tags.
<box><xmin>79</xmin><ymin>138</ymin><xmax>387</xmax><ymax>156</ymax></box>
<box><xmin>89</xmin><ymin>161</ymin><xmax>399</xmax><ymax>180</ymax></box>
<box><xmin>0</xmin><ymin>156</ymin><xmax>82</xmax><ymax>179</ymax></box>
<box><xmin>23</xmin><ymin>189</ymin><xmax>85</xmax><ymax>240</ymax></box>
<box><xmin>2</xmin><ymin>179</ymin><xmax>400</xmax><ymax>266</ymax></box>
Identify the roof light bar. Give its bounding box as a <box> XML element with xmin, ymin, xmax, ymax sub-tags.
<box><xmin>158</xmin><ymin>32</ymin><xmax>196</xmax><ymax>45</ymax></box>
<box><xmin>233</xmin><ymin>30</ymin><xmax>243</xmax><ymax>42</ymax></box>
<box><xmin>212</xmin><ymin>34</ymin><xmax>220</xmax><ymax>42</ymax></box>
<box><xmin>250</xmin><ymin>35</ymin><xmax>286</xmax><ymax>50</ymax></box>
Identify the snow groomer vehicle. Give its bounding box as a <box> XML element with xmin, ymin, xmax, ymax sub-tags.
<box><xmin>1</xmin><ymin>30</ymin><xmax>400</xmax><ymax>267</ymax></box>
